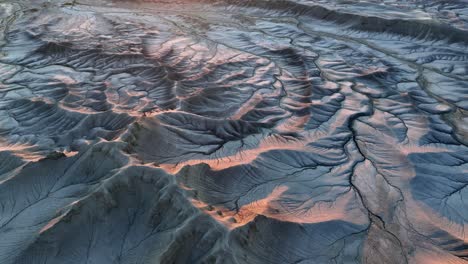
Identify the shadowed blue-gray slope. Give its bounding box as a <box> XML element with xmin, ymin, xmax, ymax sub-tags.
<box><xmin>0</xmin><ymin>0</ymin><xmax>467</xmax><ymax>263</ymax></box>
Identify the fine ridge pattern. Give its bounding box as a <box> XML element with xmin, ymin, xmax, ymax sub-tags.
<box><xmin>0</xmin><ymin>0</ymin><xmax>467</xmax><ymax>263</ymax></box>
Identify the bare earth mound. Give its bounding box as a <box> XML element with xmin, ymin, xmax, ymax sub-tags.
<box><xmin>0</xmin><ymin>0</ymin><xmax>467</xmax><ymax>263</ymax></box>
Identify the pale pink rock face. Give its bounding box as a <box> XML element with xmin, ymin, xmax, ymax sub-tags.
<box><xmin>0</xmin><ymin>0</ymin><xmax>467</xmax><ymax>263</ymax></box>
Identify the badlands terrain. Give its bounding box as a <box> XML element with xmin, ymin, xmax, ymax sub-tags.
<box><xmin>0</xmin><ymin>0</ymin><xmax>467</xmax><ymax>263</ymax></box>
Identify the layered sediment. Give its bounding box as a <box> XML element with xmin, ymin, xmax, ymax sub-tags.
<box><xmin>0</xmin><ymin>0</ymin><xmax>467</xmax><ymax>263</ymax></box>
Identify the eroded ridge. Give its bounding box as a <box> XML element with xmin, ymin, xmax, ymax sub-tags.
<box><xmin>0</xmin><ymin>0</ymin><xmax>467</xmax><ymax>263</ymax></box>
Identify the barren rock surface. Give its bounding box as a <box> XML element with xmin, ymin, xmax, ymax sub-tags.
<box><xmin>0</xmin><ymin>0</ymin><xmax>467</xmax><ymax>263</ymax></box>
